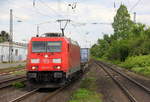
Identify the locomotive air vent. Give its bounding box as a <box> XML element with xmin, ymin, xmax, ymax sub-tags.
<box><xmin>41</xmin><ymin>32</ymin><xmax>62</xmax><ymax>37</ymax></box>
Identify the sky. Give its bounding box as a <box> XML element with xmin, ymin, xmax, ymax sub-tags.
<box><xmin>0</xmin><ymin>0</ymin><xmax>150</xmax><ymax>48</ymax></box>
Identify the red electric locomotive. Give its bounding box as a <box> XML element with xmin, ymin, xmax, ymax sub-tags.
<box><xmin>26</xmin><ymin>33</ymin><xmax>81</xmax><ymax>87</ymax></box>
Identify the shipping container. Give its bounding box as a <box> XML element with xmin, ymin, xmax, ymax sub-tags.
<box><xmin>80</xmin><ymin>48</ymin><xmax>90</xmax><ymax>64</ymax></box>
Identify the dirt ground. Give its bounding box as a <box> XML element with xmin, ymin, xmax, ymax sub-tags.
<box><xmin>88</xmin><ymin>61</ymin><xmax>130</xmax><ymax>102</ymax></box>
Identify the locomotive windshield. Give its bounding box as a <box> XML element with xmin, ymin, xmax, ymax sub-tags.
<box><xmin>47</xmin><ymin>41</ymin><xmax>62</xmax><ymax>52</ymax></box>
<box><xmin>32</xmin><ymin>41</ymin><xmax>62</xmax><ymax>52</ymax></box>
<box><xmin>32</xmin><ymin>41</ymin><xmax>46</xmax><ymax>52</ymax></box>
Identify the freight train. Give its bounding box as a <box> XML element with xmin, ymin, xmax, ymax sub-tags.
<box><xmin>26</xmin><ymin>33</ymin><xmax>88</xmax><ymax>88</ymax></box>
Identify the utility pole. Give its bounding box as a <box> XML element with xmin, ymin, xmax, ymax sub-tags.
<box><xmin>133</xmin><ymin>12</ymin><xmax>136</xmax><ymax>23</ymax></box>
<box><xmin>9</xmin><ymin>9</ymin><xmax>13</xmax><ymax>63</ymax></box>
<box><xmin>57</xmin><ymin>19</ymin><xmax>71</xmax><ymax>36</ymax></box>
<box><xmin>37</xmin><ymin>25</ymin><xmax>39</xmax><ymax>36</ymax></box>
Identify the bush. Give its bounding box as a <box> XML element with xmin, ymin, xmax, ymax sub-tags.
<box><xmin>120</xmin><ymin>55</ymin><xmax>150</xmax><ymax>68</ymax></box>
<box><xmin>131</xmin><ymin>67</ymin><xmax>150</xmax><ymax>77</ymax></box>
<box><xmin>120</xmin><ymin>55</ymin><xmax>150</xmax><ymax>77</ymax></box>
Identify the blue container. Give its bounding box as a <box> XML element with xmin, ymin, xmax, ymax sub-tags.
<box><xmin>80</xmin><ymin>48</ymin><xmax>90</xmax><ymax>63</ymax></box>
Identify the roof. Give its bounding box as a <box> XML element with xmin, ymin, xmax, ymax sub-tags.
<box><xmin>0</xmin><ymin>42</ymin><xmax>27</xmax><ymax>48</ymax></box>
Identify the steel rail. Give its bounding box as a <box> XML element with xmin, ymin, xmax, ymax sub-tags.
<box><xmin>9</xmin><ymin>85</ymin><xmax>67</xmax><ymax>102</ymax></box>
<box><xmin>39</xmin><ymin>87</ymin><xmax>66</xmax><ymax>102</ymax></box>
<box><xmin>95</xmin><ymin>61</ymin><xmax>138</xmax><ymax>102</ymax></box>
<box><xmin>0</xmin><ymin>76</ymin><xmax>26</xmax><ymax>84</ymax></box>
<box><xmin>9</xmin><ymin>63</ymin><xmax>87</xmax><ymax>102</ymax></box>
<box><xmin>0</xmin><ymin>76</ymin><xmax>26</xmax><ymax>89</ymax></box>
<box><xmin>39</xmin><ymin>68</ymin><xmax>86</xmax><ymax>102</ymax></box>
<box><xmin>9</xmin><ymin>88</ymin><xmax>39</xmax><ymax>102</ymax></box>
<box><xmin>99</xmin><ymin>61</ymin><xmax>150</xmax><ymax>94</ymax></box>
<box><xmin>0</xmin><ymin>69</ymin><xmax>25</xmax><ymax>76</ymax></box>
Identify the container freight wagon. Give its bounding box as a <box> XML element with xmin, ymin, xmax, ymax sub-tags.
<box><xmin>80</xmin><ymin>48</ymin><xmax>90</xmax><ymax>67</ymax></box>
<box><xmin>26</xmin><ymin>33</ymin><xmax>81</xmax><ymax>87</ymax></box>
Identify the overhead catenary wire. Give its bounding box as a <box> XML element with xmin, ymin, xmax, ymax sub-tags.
<box><xmin>70</xmin><ymin>23</ymin><xmax>94</xmax><ymax>48</ymax></box>
<box><xmin>38</xmin><ymin>0</ymin><xmax>60</xmax><ymax>17</ymax></box>
<box><xmin>71</xmin><ymin>21</ymin><xmax>112</xmax><ymax>27</ymax></box>
<box><xmin>33</xmin><ymin>0</ymin><xmax>79</xmax><ymax>20</ymax></box>
<box><xmin>32</xmin><ymin>0</ymin><xmax>61</xmax><ymax>18</ymax></box>
<box><xmin>130</xmin><ymin>0</ymin><xmax>142</xmax><ymax>12</ymax></box>
<box><xmin>33</xmin><ymin>0</ymin><xmax>70</xmax><ymax>19</ymax></box>
<box><xmin>33</xmin><ymin>6</ymin><xmax>54</xmax><ymax>18</ymax></box>
<box><xmin>3</xmin><ymin>0</ymin><xmax>56</xmax><ymax>21</ymax></box>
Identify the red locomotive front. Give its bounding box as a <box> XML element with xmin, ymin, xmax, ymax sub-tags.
<box><xmin>26</xmin><ymin>34</ymin><xmax>81</xmax><ymax>86</ymax></box>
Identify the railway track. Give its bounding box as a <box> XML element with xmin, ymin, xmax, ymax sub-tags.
<box><xmin>9</xmin><ymin>86</ymin><xmax>67</xmax><ymax>102</ymax></box>
<box><xmin>8</xmin><ymin>70</ymin><xmax>84</xmax><ymax>102</ymax></box>
<box><xmin>4</xmin><ymin>64</ymin><xmax>87</xmax><ymax>102</ymax></box>
<box><xmin>38</xmin><ymin>87</ymin><xmax>66</xmax><ymax>102</ymax></box>
<box><xmin>0</xmin><ymin>75</ymin><xmax>26</xmax><ymax>89</ymax></box>
<box><xmin>9</xmin><ymin>88</ymin><xmax>39</xmax><ymax>102</ymax></box>
<box><xmin>0</xmin><ymin>69</ymin><xmax>25</xmax><ymax>76</ymax></box>
<box><xmin>95</xmin><ymin>61</ymin><xmax>150</xmax><ymax>102</ymax></box>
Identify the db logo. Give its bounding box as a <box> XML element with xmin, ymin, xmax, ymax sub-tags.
<box><xmin>43</xmin><ymin>59</ymin><xmax>50</xmax><ymax>64</ymax></box>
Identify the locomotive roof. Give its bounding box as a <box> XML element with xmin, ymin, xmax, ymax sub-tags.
<box><xmin>31</xmin><ymin>37</ymin><xmax>79</xmax><ymax>46</ymax></box>
<box><xmin>41</xmin><ymin>32</ymin><xmax>62</xmax><ymax>37</ymax></box>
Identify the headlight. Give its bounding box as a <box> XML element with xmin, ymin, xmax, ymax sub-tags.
<box><xmin>32</xmin><ymin>66</ymin><xmax>36</xmax><ymax>70</ymax></box>
<box><xmin>31</xmin><ymin>66</ymin><xmax>38</xmax><ymax>70</ymax></box>
<box><xmin>52</xmin><ymin>58</ymin><xmax>61</xmax><ymax>63</ymax></box>
<box><xmin>31</xmin><ymin>59</ymin><xmax>40</xmax><ymax>63</ymax></box>
<box><xmin>54</xmin><ymin>66</ymin><xmax>61</xmax><ymax>69</ymax></box>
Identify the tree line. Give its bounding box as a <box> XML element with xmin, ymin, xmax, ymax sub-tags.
<box><xmin>90</xmin><ymin>5</ymin><xmax>150</xmax><ymax>62</ymax></box>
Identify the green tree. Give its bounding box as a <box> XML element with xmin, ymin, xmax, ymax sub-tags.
<box><xmin>103</xmin><ymin>34</ymin><xmax>111</xmax><ymax>44</ymax></box>
<box><xmin>112</xmin><ymin>5</ymin><xmax>133</xmax><ymax>40</ymax></box>
<box><xmin>144</xmin><ymin>27</ymin><xmax>150</xmax><ymax>38</ymax></box>
<box><xmin>90</xmin><ymin>4</ymin><xmax>150</xmax><ymax>62</ymax></box>
<box><xmin>106</xmin><ymin>40</ymin><xmax>130</xmax><ymax>61</ymax></box>
<box><xmin>131</xmin><ymin>23</ymin><xmax>145</xmax><ymax>38</ymax></box>
<box><xmin>0</xmin><ymin>31</ymin><xmax>10</xmax><ymax>42</ymax></box>
<box><xmin>98</xmin><ymin>39</ymin><xmax>110</xmax><ymax>57</ymax></box>
<box><xmin>90</xmin><ymin>44</ymin><xmax>100</xmax><ymax>57</ymax></box>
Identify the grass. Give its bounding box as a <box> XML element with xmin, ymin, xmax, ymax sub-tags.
<box><xmin>119</xmin><ymin>55</ymin><xmax>150</xmax><ymax>68</ymax></box>
<box><xmin>12</xmin><ymin>70</ymin><xmax>26</xmax><ymax>75</ymax></box>
<box><xmin>93</xmin><ymin>55</ymin><xmax>150</xmax><ymax>77</ymax></box>
<box><xmin>91</xmin><ymin>56</ymin><xmax>121</xmax><ymax>65</ymax></box>
<box><xmin>12</xmin><ymin>81</ymin><xmax>25</xmax><ymax>88</ymax></box>
<box><xmin>69</xmin><ymin>77</ymin><xmax>103</xmax><ymax>102</ymax></box>
<box><xmin>119</xmin><ymin>55</ymin><xmax>150</xmax><ymax>77</ymax></box>
<box><xmin>81</xmin><ymin>77</ymin><xmax>96</xmax><ymax>89</ymax></box>
<box><xmin>131</xmin><ymin>67</ymin><xmax>150</xmax><ymax>77</ymax></box>
<box><xmin>69</xmin><ymin>89</ymin><xmax>101</xmax><ymax>102</ymax></box>
<box><xmin>0</xmin><ymin>64</ymin><xmax>25</xmax><ymax>73</ymax></box>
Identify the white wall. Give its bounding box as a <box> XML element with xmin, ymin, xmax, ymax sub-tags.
<box><xmin>0</xmin><ymin>43</ymin><xmax>27</xmax><ymax>62</ymax></box>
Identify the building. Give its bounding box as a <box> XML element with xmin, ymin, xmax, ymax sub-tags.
<box><xmin>0</xmin><ymin>42</ymin><xmax>27</xmax><ymax>62</ymax></box>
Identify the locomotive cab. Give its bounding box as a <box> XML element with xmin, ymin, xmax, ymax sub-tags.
<box><xmin>26</xmin><ymin>33</ymin><xmax>81</xmax><ymax>87</ymax></box>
